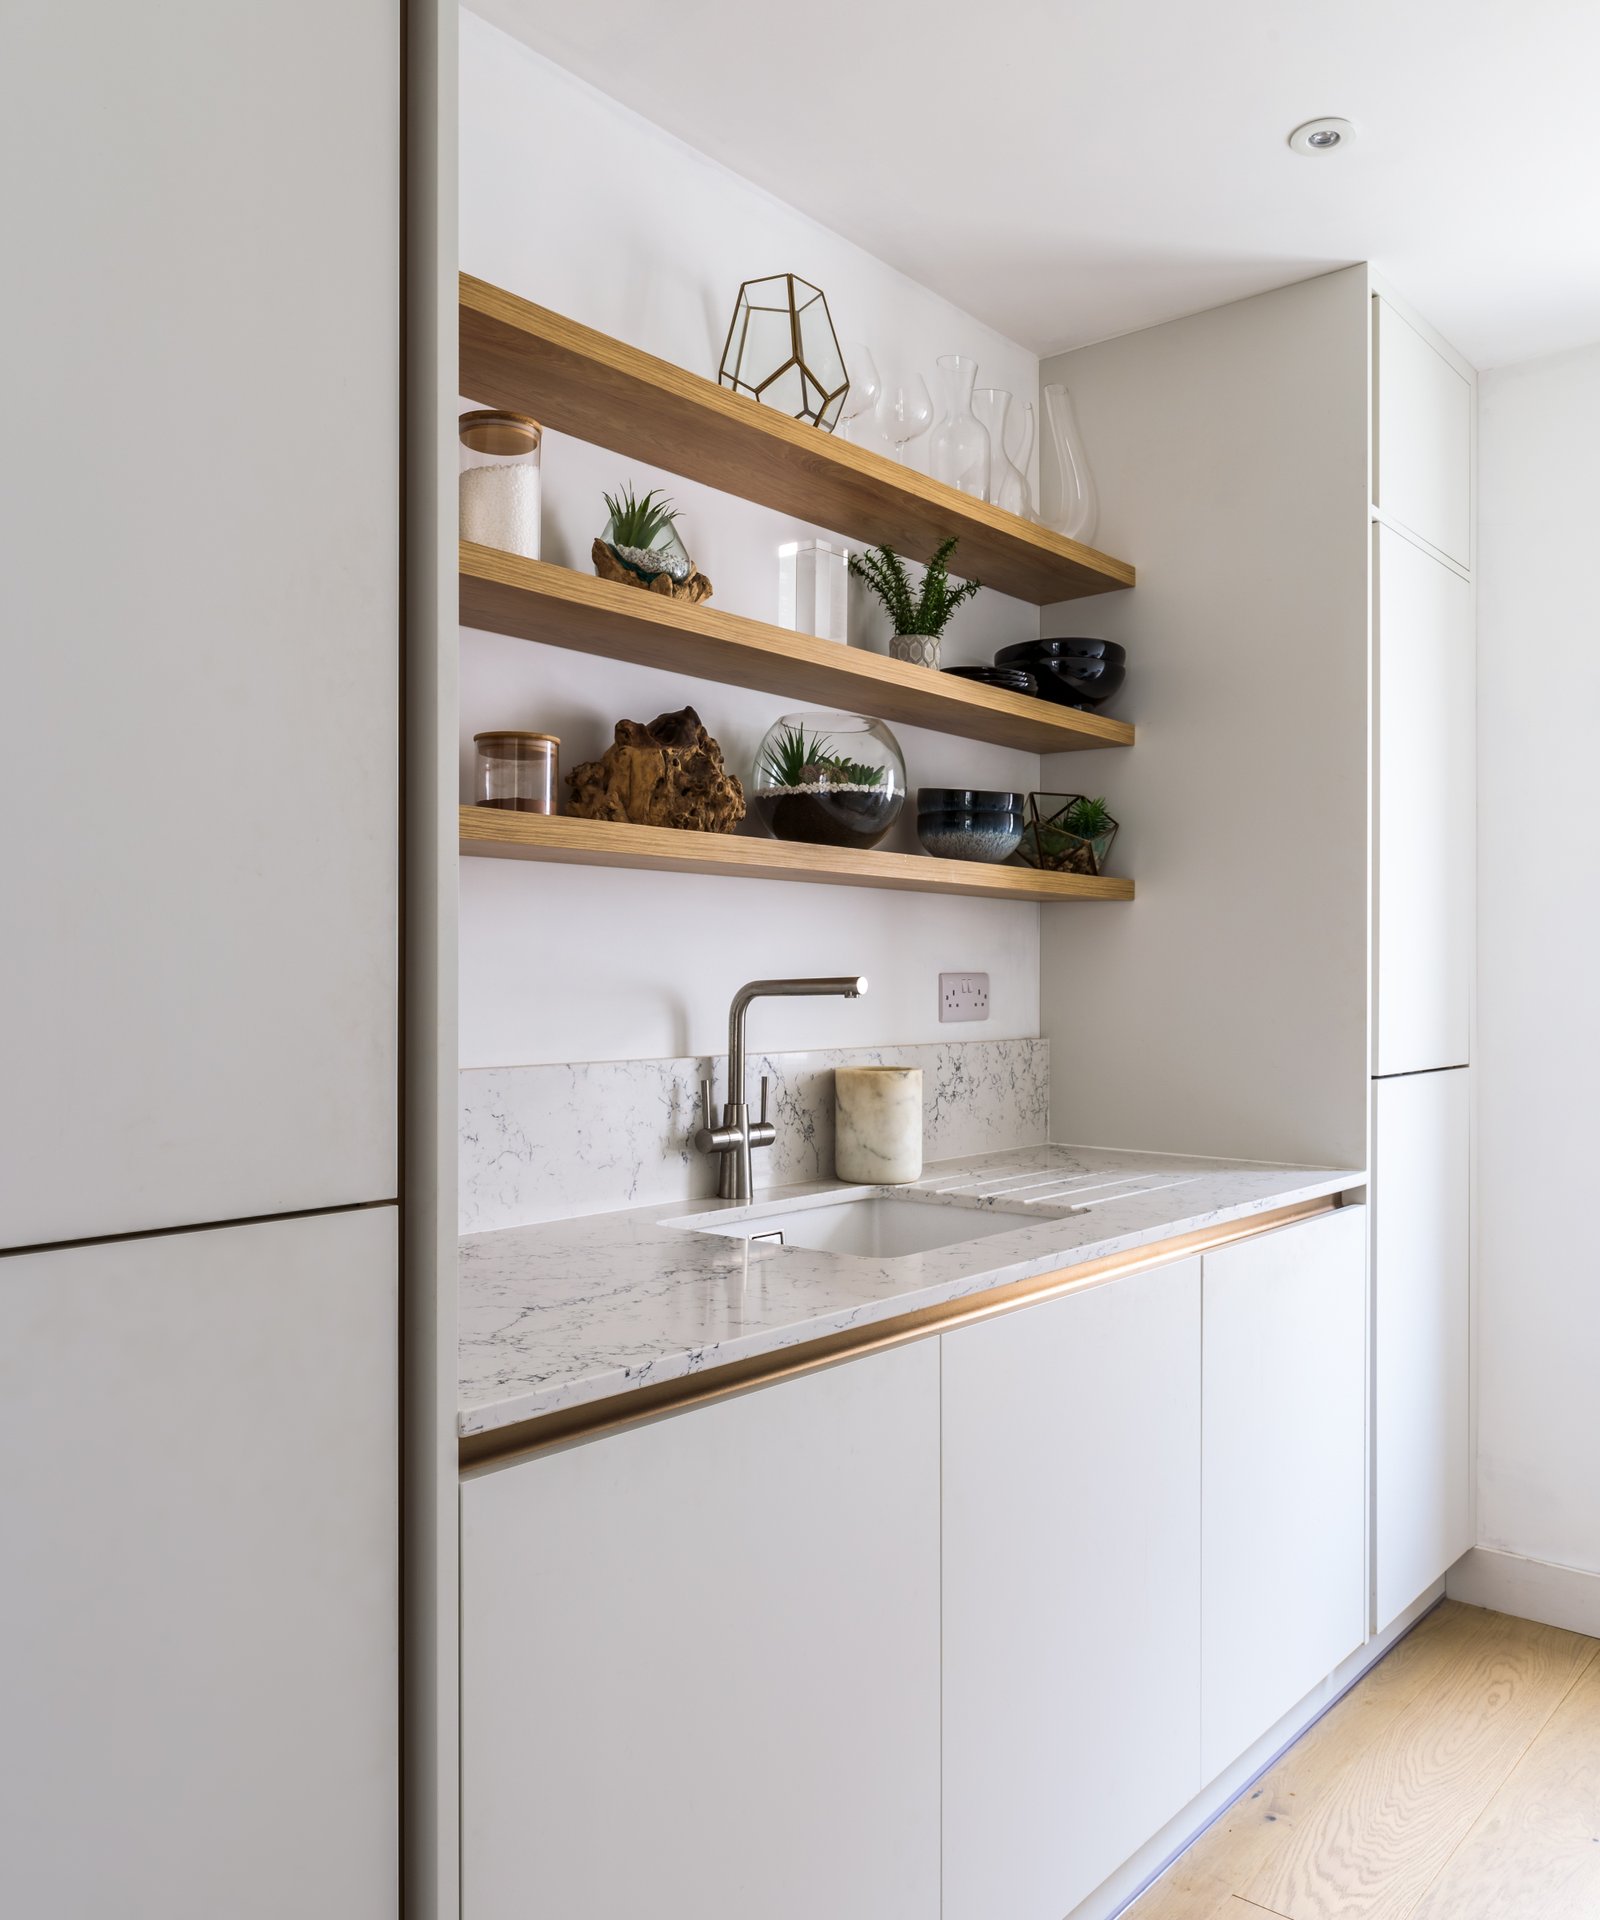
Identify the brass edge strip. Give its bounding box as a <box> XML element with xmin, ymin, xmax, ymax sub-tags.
<box><xmin>458</xmin><ymin>1192</ymin><xmax>1348</xmax><ymax>1476</ymax></box>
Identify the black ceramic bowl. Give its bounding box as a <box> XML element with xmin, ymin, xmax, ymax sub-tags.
<box><xmin>916</xmin><ymin>789</ymin><xmax>1025</xmax><ymax>864</ymax></box>
<box><xmin>993</xmin><ymin>637</ymin><xmax>1126</xmax><ymax>710</ymax></box>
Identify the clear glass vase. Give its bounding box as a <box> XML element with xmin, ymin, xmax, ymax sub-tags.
<box><xmin>973</xmin><ymin>388</ymin><xmax>1034</xmax><ymax>519</ymax></box>
<box><xmin>929</xmin><ymin>355</ymin><xmax>990</xmax><ymax>499</ymax></box>
<box><xmin>1043</xmin><ymin>382</ymin><xmax>1099</xmax><ymax>544</ymax></box>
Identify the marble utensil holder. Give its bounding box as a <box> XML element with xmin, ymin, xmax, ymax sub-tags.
<box><xmin>834</xmin><ymin>1067</ymin><xmax>923</xmax><ymax>1184</ymax></box>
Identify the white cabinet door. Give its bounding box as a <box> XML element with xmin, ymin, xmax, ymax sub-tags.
<box><xmin>942</xmin><ymin>1259</ymin><xmax>1202</xmax><ymax>1920</ymax></box>
<box><xmin>462</xmin><ymin>1343</ymin><xmax>940</xmax><ymax>1920</ymax></box>
<box><xmin>0</xmin><ymin>1209</ymin><xmax>398</xmax><ymax>1919</ymax></box>
<box><xmin>1374</xmin><ymin>524</ymin><xmax>1475</xmax><ymax>1076</ymax></box>
<box><xmin>1374</xmin><ymin>297</ymin><xmax>1473</xmax><ymax>569</ymax></box>
<box><xmin>0</xmin><ymin>0</ymin><xmax>399</xmax><ymax>1247</ymax></box>
<box><xmin>1374</xmin><ymin>1069</ymin><xmax>1472</xmax><ymax>1629</ymax></box>
<box><xmin>1201</xmin><ymin>1207</ymin><xmax>1367</xmax><ymax>1780</ymax></box>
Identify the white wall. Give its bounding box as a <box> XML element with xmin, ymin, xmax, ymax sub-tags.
<box><xmin>1475</xmin><ymin>340</ymin><xmax>1600</xmax><ymax>1575</ymax></box>
<box><xmin>458</xmin><ymin>11</ymin><xmax>1045</xmax><ymax>1066</ymax></box>
<box><xmin>1035</xmin><ymin>269</ymin><xmax>1372</xmax><ymax>1169</ymax></box>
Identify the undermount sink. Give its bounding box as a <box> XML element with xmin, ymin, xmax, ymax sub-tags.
<box><xmin>674</xmin><ymin>1194</ymin><xmax>1044</xmax><ymax>1259</ymax></box>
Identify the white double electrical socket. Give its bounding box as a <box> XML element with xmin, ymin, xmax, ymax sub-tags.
<box><xmin>939</xmin><ymin>972</ymin><xmax>990</xmax><ymax>1023</ymax></box>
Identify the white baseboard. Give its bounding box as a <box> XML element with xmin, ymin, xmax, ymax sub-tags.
<box><xmin>1065</xmin><ymin>1580</ymin><xmax>1446</xmax><ymax>1920</ymax></box>
<box><xmin>1446</xmin><ymin>1546</ymin><xmax>1600</xmax><ymax>1636</ymax></box>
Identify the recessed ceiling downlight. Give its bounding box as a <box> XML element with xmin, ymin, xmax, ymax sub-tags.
<box><xmin>1289</xmin><ymin>116</ymin><xmax>1356</xmax><ymax>155</ymax></box>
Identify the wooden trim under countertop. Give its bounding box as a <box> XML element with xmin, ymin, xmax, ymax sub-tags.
<box><xmin>459</xmin><ymin>1192</ymin><xmax>1353</xmax><ymax>1474</ymax></box>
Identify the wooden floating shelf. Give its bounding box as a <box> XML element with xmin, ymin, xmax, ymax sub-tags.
<box><xmin>459</xmin><ymin>808</ymin><xmax>1135</xmax><ymax>903</ymax></box>
<box><xmin>460</xmin><ymin>546</ymin><xmax>1133</xmax><ymax>756</ymax></box>
<box><xmin>460</xmin><ymin>274</ymin><xmax>1136</xmax><ymax>607</ymax></box>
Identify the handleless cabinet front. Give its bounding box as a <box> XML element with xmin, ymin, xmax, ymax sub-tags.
<box><xmin>0</xmin><ymin>1210</ymin><xmax>398</xmax><ymax>1917</ymax></box>
<box><xmin>1374</xmin><ymin>524</ymin><xmax>1475</xmax><ymax>1076</ymax></box>
<box><xmin>1374</xmin><ymin>298</ymin><xmax>1473</xmax><ymax>569</ymax></box>
<box><xmin>1374</xmin><ymin>1069</ymin><xmax>1472</xmax><ymax>1628</ymax></box>
<box><xmin>461</xmin><ymin>1343</ymin><xmax>941</xmax><ymax>1920</ymax></box>
<box><xmin>1200</xmin><ymin>1206</ymin><xmax>1368</xmax><ymax>1780</ymax></box>
<box><xmin>941</xmin><ymin>1258</ymin><xmax>1203</xmax><ymax>1920</ymax></box>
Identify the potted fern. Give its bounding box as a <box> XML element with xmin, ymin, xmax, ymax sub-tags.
<box><xmin>848</xmin><ymin>538</ymin><xmax>981</xmax><ymax>669</ymax></box>
<box><xmin>592</xmin><ymin>483</ymin><xmax>713</xmax><ymax>603</ymax></box>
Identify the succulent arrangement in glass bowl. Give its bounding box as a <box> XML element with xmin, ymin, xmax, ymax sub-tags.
<box><xmin>592</xmin><ymin>483</ymin><xmax>713</xmax><ymax>603</ymax></box>
<box><xmin>1012</xmin><ymin>793</ymin><xmax>1120</xmax><ymax>875</ymax></box>
<box><xmin>752</xmin><ymin>712</ymin><xmax>906</xmax><ymax>850</ymax></box>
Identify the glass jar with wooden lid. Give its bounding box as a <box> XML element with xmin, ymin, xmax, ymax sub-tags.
<box><xmin>459</xmin><ymin>409</ymin><xmax>542</xmax><ymax>560</ymax></box>
<box><xmin>473</xmin><ymin>731</ymin><xmax>560</xmax><ymax>814</ymax></box>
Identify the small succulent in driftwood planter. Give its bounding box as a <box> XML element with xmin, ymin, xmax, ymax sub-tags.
<box><xmin>1013</xmin><ymin>793</ymin><xmax>1120</xmax><ymax>876</ymax></box>
<box><xmin>593</xmin><ymin>484</ymin><xmax>714</xmax><ymax>603</ymax></box>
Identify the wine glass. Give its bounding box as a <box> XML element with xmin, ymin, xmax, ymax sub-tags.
<box><xmin>879</xmin><ymin>375</ymin><xmax>933</xmax><ymax>465</ymax></box>
<box><xmin>838</xmin><ymin>344</ymin><xmax>883</xmax><ymax>444</ymax></box>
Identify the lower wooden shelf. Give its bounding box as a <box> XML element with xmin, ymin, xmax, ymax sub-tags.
<box><xmin>459</xmin><ymin>808</ymin><xmax>1135</xmax><ymax>902</ymax></box>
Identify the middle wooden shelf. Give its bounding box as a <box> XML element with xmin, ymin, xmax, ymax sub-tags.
<box><xmin>461</xmin><ymin>543</ymin><xmax>1134</xmax><ymax>756</ymax></box>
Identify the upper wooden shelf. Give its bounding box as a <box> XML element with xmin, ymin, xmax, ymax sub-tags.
<box><xmin>461</xmin><ymin>545</ymin><xmax>1133</xmax><ymax>756</ymax></box>
<box><xmin>460</xmin><ymin>274</ymin><xmax>1136</xmax><ymax>606</ymax></box>
<box><xmin>459</xmin><ymin>808</ymin><xmax>1134</xmax><ymax>903</ymax></box>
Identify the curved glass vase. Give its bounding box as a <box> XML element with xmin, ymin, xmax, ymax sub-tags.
<box><xmin>752</xmin><ymin>711</ymin><xmax>907</xmax><ymax>850</ymax></box>
<box><xmin>1043</xmin><ymin>382</ymin><xmax>1099</xmax><ymax>545</ymax></box>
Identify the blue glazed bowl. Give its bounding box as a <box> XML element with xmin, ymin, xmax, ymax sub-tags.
<box><xmin>916</xmin><ymin>789</ymin><xmax>1025</xmax><ymax>864</ymax></box>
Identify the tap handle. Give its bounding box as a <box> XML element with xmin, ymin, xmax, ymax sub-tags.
<box><xmin>700</xmin><ymin>1077</ymin><xmax>715</xmax><ymax>1132</ymax></box>
<box><xmin>759</xmin><ymin>1075</ymin><xmax>769</xmax><ymax>1125</ymax></box>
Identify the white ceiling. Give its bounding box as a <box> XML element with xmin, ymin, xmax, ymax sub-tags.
<box><xmin>471</xmin><ymin>0</ymin><xmax>1600</xmax><ymax>370</ymax></box>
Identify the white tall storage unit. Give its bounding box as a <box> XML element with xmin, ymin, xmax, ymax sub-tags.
<box><xmin>0</xmin><ymin>3</ymin><xmax>402</xmax><ymax>1912</ymax></box>
<box><xmin>1370</xmin><ymin>293</ymin><xmax>1477</xmax><ymax>1630</ymax></box>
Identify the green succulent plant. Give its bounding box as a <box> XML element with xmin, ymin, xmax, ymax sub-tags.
<box><xmin>1061</xmin><ymin>795</ymin><xmax>1115</xmax><ymax>839</ymax></box>
<box><xmin>758</xmin><ymin>721</ymin><xmax>886</xmax><ymax>789</ymax></box>
<box><xmin>847</xmin><ymin>538</ymin><xmax>981</xmax><ymax>637</ymax></box>
<box><xmin>602</xmin><ymin>483</ymin><xmax>683</xmax><ymax>550</ymax></box>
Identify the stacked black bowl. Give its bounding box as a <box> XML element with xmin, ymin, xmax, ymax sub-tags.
<box><xmin>993</xmin><ymin>637</ymin><xmax>1126</xmax><ymax>711</ymax></box>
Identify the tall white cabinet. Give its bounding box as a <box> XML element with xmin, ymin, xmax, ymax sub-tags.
<box><xmin>1370</xmin><ymin>291</ymin><xmax>1476</xmax><ymax>1630</ymax></box>
<box><xmin>0</xmin><ymin>1</ymin><xmax>404</xmax><ymax>1911</ymax></box>
<box><xmin>0</xmin><ymin>1214</ymin><xmax>398</xmax><ymax>1916</ymax></box>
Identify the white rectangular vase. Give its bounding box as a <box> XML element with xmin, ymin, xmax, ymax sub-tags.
<box><xmin>835</xmin><ymin>1067</ymin><xmax>923</xmax><ymax>1185</ymax></box>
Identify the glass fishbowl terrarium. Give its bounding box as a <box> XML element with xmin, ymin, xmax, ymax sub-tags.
<box><xmin>752</xmin><ymin>711</ymin><xmax>906</xmax><ymax>850</ymax></box>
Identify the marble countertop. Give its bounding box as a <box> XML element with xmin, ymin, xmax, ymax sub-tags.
<box><xmin>459</xmin><ymin>1144</ymin><xmax>1363</xmax><ymax>1437</ymax></box>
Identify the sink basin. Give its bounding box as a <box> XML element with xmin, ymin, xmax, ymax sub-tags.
<box><xmin>674</xmin><ymin>1194</ymin><xmax>1042</xmax><ymax>1259</ymax></box>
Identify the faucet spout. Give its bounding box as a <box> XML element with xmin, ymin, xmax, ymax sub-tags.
<box><xmin>699</xmin><ymin>975</ymin><xmax>868</xmax><ymax>1202</ymax></box>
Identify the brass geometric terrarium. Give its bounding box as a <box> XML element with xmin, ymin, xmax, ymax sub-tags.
<box><xmin>718</xmin><ymin>273</ymin><xmax>849</xmax><ymax>431</ymax></box>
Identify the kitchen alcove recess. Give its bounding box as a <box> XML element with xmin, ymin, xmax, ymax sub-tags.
<box><xmin>459</xmin><ymin>809</ymin><xmax>1135</xmax><ymax>903</ymax></box>
<box><xmin>461</xmin><ymin>547</ymin><xmax>1134</xmax><ymax>756</ymax></box>
<box><xmin>459</xmin><ymin>275</ymin><xmax>1137</xmax><ymax>605</ymax></box>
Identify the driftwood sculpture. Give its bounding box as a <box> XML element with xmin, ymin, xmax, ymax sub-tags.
<box><xmin>591</xmin><ymin>537</ymin><xmax>714</xmax><ymax>604</ymax></box>
<box><xmin>566</xmin><ymin>707</ymin><xmax>745</xmax><ymax>832</ymax></box>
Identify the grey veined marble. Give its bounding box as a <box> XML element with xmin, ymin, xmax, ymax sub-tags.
<box><xmin>459</xmin><ymin>1036</ymin><xmax>1048</xmax><ymax>1233</ymax></box>
<box><xmin>457</xmin><ymin>1143</ymin><xmax>1365</xmax><ymax>1437</ymax></box>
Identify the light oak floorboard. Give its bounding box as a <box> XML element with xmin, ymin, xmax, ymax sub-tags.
<box><xmin>1125</xmin><ymin>1605</ymin><xmax>1599</xmax><ymax>1920</ymax></box>
<box><xmin>1127</xmin><ymin>1603</ymin><xmax>1506</xmax><ymax>1920</ymax></box>
<box><xmin>1407</xmin><ymin>1646</ymin><xmax>1600</xmax><ymax>1920</ymax></box>
<box><xmin>1243</xmin><ymin>1608</ymin><xmax>1597</xmax><ymax>1920</ymax></box>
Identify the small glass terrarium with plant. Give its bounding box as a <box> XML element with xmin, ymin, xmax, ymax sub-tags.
<box><xmin>593</xmin><ymin>483</ymin><xmax>711</xmax><ymax>602</ymax></box>
<box><xmin>1013</xmin><ymin>793</ymin><xmax>1120</xmax><ymax>876</ymax></box>
<box><xmin>847</xmin><ymin>537</ymin><xmax>981</xmax><ymax>669</ymax></box>
<box><xmin>752</xmin><ymin>711</ymin><xmax>907</xmax><ymax>850</ymax></box>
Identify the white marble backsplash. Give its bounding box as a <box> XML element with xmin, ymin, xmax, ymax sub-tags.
<box><xmin>459</xmin><ymin>1037</ymin><xmax>1048</xmax><ymax>1233</ymax></box>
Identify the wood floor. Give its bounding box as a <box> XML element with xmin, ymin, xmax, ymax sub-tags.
<box><xmin>1125</xmin><ymin>1601</ymin><xmax>1600</xmax><ymax>1920</ymax></box>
